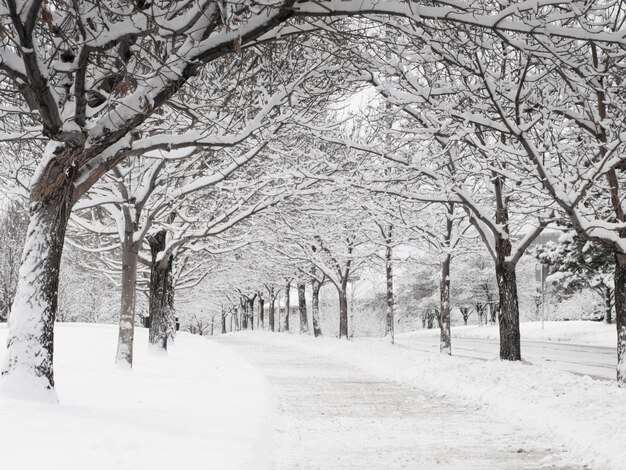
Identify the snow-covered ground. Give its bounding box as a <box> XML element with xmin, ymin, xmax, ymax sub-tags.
<box><xmin>226</xmin><ymin>331</ymin><xmax>626</xmax><ymax>470</ymax></box>
<box><xmin>401</xmin><ymin>320</ymin><xmax>616</xmax><ymax>346</ymax></box>
<box><xmin>0</xmin><ymin>324</ymin><xmax>270</xmax><ymax>470</ymax></box>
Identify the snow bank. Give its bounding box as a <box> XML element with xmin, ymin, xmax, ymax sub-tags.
<box><xmin>0</xmin><ymin>324</ymin><xmax>269</xmax><ymax>470</ymax></box>
<box><xmin>240</xmin><ymin>331</ymin><xmax>626</xmax><ymax>470</ymax></box>
<box><xmin>401</xmin><ymin>320</ymin><xmax>616</xmax><ymax>346</ymax></box>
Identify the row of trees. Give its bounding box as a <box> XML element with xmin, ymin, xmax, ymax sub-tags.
<box><xmin>0</xmin><ymin>0</ymin><xmax>625</xmax><ymax>399</ymax></box>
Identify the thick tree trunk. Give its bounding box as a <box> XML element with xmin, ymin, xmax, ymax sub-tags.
<box><xmin>615</xmin><ymin>254</ymin><xmax>626</xmax><ymax>386</ymax></box>
<box><xmin>605</xmin><ymin>286</ymin><xmax>613</xmax><ymax>324</ymax></box>
<box><xmin>384</xmin><ymin>239</ymin><xmax>395</xmax><ymax>343</ymax></box>
<box><xmin>268</xmin><ymin>289</ymin><xmax>276</xmax><ymax>332</ymax></box>
<box><xmin>221</xmin><ymin>313</ymin><xmax>227</xmax><ymax>334</ymax></box>
<box><xmin>115</xmin><ymin>239</ymin><xmax>138</xmax><ymax>368</ymax></box>
<box><xmin>440</xmin><ymin>253</ymin><xmax>452</xmax><ymax>355</ymax></box>
<box><xmin>148</xmin><ymin>230</ymin><xmax>174</xmax><ymax>352</ymax></box>
<box><xmin>338</xmin><ymin>283</ymin><xmax>349</xmax><ymax>339</ymax></box>
<box><xmin>311</xmin><ymin>281</ymin><xmax>322</xmax><ymax>337</ymax></box>
<box><xmin>298</xmin><ymin>282</ymin><xmax>309</xmax><ymax>334</ymax></box>
<box><xmin>1</xmin><ymin>179</ymin><xmax>74</xmax><ymax>399</ymax></box>
<box><xmin>282</xmin><ymin>281</ymin><xmax>291</xmax><ymax>332</ymax></box>
<box><xmin>496</xmin><ymin>259</ymin><xmax>521</xmax><ymax>361</ymax></box>
<box><xmin>248</xmin><ymin>297</ymin><xmax>255</xmax><ymax>331</ymax></box>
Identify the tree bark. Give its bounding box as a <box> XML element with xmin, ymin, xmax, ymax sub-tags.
<box><xmin>148</xmin><ymin>230</ymin><xmax>174</xmax><ymax>352</ymax></box>
<box><xmin>268</xmin><ymin>288</ymin><xmax>276</xmax><ymax>332</ymax></box>
<box><xmin>298</xmin><ymin>282</ymin><xmax>309</xmax><ymax>334</ymax></box>
<box><xmin>221</xmin><ymin>312</ymin><xmax>227</xmax><ymax>334</ymax></box>
<box><xmin>384</xmin><ymin>229</ymin><xmax>395</xmax><ymax>343</ymax></box>
<box><xmin>496</xmin><ymin>257</ymin><xmax>521</xmax><ymax>361</ymax></box>
<box><xmin>241</xmin><ymin>298</ymin><xmax>248</xmax><ymax>330</ymax></box>
<box><xmin>311</xmin><ymin>280</ymin><xmax>322</xmax><ymax>337</ymax></box>
<box><xmin>115</xmin><ymin>238</ymin><xmax>138</xmax><ymax>368</ymax></box>
<box><xmin>248</xmin><ymin>295</ymin><xmax>256</xmax><ymax>331</ymax></box>
<box><xmin>233</xmin><ymin>307</ymin><xmax>240</xmax><ymax>331</ymax></box>
<box><xmin>440</xmin><ymin>253</ymin><xmax>452</xmax><ymax>355</ymax></box>
<box><xmin>338</xmin><ymin>283</ymin><xmax>349</xmax><ymax>339</ymax></box>
<box><xmin>615</xmin><ymin>254</ymin><xmax>626</xmax><ymax>386</ymax></box>
<box><xmin>282</xmin><ymin>280</ymin><xmax>291</xmax><ymax>332</ymax></box>
<box><xmin>1</xmin><ymin>174</ymin><xmax>75</xmax><ymax>398</ymax></box>
<box><xmin>605</xmin><ymin>286</ymin><xmax>613</xmax><ymax>324</ymax></box>
<box><xmin>258</xmin><ymin>294</ymin><xmax>265</xmax><ymax>329</ymax></box>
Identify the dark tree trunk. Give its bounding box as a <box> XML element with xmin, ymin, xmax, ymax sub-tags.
<box><xmin>439</xmin><ymin>254</ymin><xmax>452</xmax><ymax>355</ymax></box>
<box><xmin>148</xmin><ymin>230</ymin><xmax>174</xmax><ymax>352</ymax></box>
<box><xmin>1</xmin><ymin>177</ymin><xmax>75</xmax><ymax>395</ymax></box>
<box><xmin>338</xmin><ymin>283</ymin><xmax>349</xmax><ymax>339</ymax></box>
<box><xmin>297</xmin><ymin>282</ymin><xmax>309</xmax><ymax>334</ymax></box>
<box><xmin>115</xmin><ymin>238</ymin><xmax>138</xmax><ymax>367</ymax></box>
<box><xmin>427</xmin><ymin>309</ymin><xmax>436</xmax><ymax>329</ymax></box>
<box><xmin>615</xmin><ymin>254</ymin><xmax>626</xmax><ymax>386</ymax></box>
<box><xmin>605</xmin><ymin>286</ymin><xmax>613</xmax><ymax>324</ymax></box>
<box><xmin>439</xmin><ymin>206</ymin><xmax>453</xmax><ymax>354</ymax></box>
<box><xmin>460</xmin><ymin>308</ymin><xmax>470</xmax><ymax>326</ymax></box>
<box><xmin>282</xmin><ymin>281</ymin><xmax>291</xmax><ymax>332</ymax></box>
<box><xmin>496</xmin><ymin>258</ymin><xmax>521</xmax><ymax>361</ymax></box>
<box><xmin>311</xmin><ymin>280</ymin><xmax>322</xmax><ymax>337</ymax></box>
<box><xmin>221</xmin><ymin>313</ymin><xmax>227</xmax><ymax>334</ymax></box>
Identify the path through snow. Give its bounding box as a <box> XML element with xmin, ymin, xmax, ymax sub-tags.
<box><xmin>215</xmin><ymin>333</ymin><xmax>588</xmax><ymax>470</ymax></box>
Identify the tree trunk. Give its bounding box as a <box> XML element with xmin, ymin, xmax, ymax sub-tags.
<box><xmin>496</xmin><ymin>258</ymin><xmax>521</xmax><ymax>361</ymax></box>
<box><xmin>427</xmin><ymin>310</ymin><xmax>436</xmax><ymax>329</ymax></box>
<box><xmin>440</xmin><ymin>253</ymin><xmax>452</xmax><ymax>355</ymax></box>
<box><xmin>258</xmin><ymin>294</ymin><xmax>265</xmax><ymax>329</ymax></box>
<box><xmin>339</xmin><ymin>283</ymin><xmax>349</xmax><ymax>339</ymax></box>
<box><xmin>248</xmin><ymin>297</ymin><xmax>255</xmax><ymax>331</ymax></box>
<box><xmin>311</xmin><ymin>280</ymin><xmax>322</xmax><ymax>337</ymax></box>
<box><xmin>1</xmin><ymin>179</ymin><xmax>75</xmax><ymax>398</ymax></box>
<box><xmin>282</xmin><ymin>281</ymin><xmax>291</xmax><ymax>332</ymax></box>
<box><xmin>115</xmin><ymin>238</ymin><xmax>138</xmax><ymax>368</ymax></box>
<box><xmin>384</xmin><ymin>236</ymin><xmax>395</xmax><ymax>343</ymax></box>
<box><xmin>233</xmin><ymin>307</ymin><xmax>240</xmax><ymax>331</ymax></box>
<box><xmin>605</xmin><ymin>286</ymin><xmax>613</xmax><ymax>325</ymax></box>
<box><xmin>148</xmin><ymin>230</ymin><xmax>174</xmax><ymax>352</ymax></box>
<box><xmin>615</xmin><ymin>254</ymin><xmax>626</xmax><ymax>386</ymax></box>
<box><xmin>241</xmin><ymin>299</ymin><xmax>248</xmax><ymax>330</ymax></box>
<box><xmin>221</xmin><ymin>313</ymin><xmax>227</xmax><ymax>334</ymax></box>
<box><xmin>268</xmin><ymin>289</ymin><xmax>275</xmax><ymax>332</ymax></box>
<box><xmin>298</xmin><ymin>282</ymin><xmax>309</xmax><ymax>334</ymax></box>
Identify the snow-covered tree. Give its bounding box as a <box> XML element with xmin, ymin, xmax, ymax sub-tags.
<box><xmin>535</xmin><ymin>232</ymin><xmax>615</xmax><ymax>324</ymax></box>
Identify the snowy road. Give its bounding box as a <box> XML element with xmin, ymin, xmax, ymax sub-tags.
<box><xmin>215</xmin><ymin>334</ymin><xmax>588</xmax><ymax>470</ymax></box>
<box><xmin>396</xmin><ymin>335</ymin><xmax>615</xmax><ymax>381</ymax></box>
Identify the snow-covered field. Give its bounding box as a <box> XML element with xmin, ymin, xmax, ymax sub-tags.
<box><xmin>0</xmin><ymin>324</ymin><xmax>270</xmax><ymax>470</ymax></box>
<box><xmin>238</xmin><ymin>331</ymin><xmax>626</xmax><ymax>470</ymax></box>
<box><xmin>401</xmin><ymin>320</ymin><xmax>616</xmax><ymax>346</ymax></box>
<box><xmin>1</xmin><ymin>323</ymin><xmax>623</xmax><ymax>470</ymax></box>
